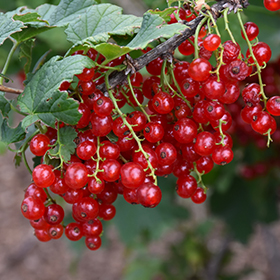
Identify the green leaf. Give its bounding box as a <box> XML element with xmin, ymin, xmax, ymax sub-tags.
<box><xmin>14</xmin><ymin>153</ymin><xmax>22</xmax><ymax>167</ymax></box>
<box><xmin>1</xmin><ymin>119</ymin><xmax>25</xmax><ymax>145</ymax></box>
<box><xmin>0</xmin><ymin>93</ymin><xmax>11</xmax><ymax>118</ymax></box>
<box><xmin>0</xmin><ymin>13</ymin><xmax>24</xmax><ymax>45</ymax></box>
<box><xmin>17</xmin><ymin>55</ymin><xmax>95</xmax><ymax>129</ymax></box>
<box><xmin>65</xmin><ymin>4</ymin><xmax>142</xmax><ymax>44</ymax></box>
<box><xmin>148</xmin><ymin>7</ymin><xmax>177</xmax><ymax>22</ymax></box>
<box><xmin>91</xmin><ymin>43</ymin><xmax>131</xmax><ymax>65</ymax></box>
<box><xmin>57</xmin><ymin>126</ymin><xmax>77</xmax><ymax>163</ymax></box>
<box><xmin>19</xmin><ymin>39</ymin><xmax>35</xmax><ymax>74</ymax></box>
<box><xmin>126</xmin><ymin>12</ymin><xmax>186</xmax><ymax>49</ymax></box>
<box><xmin>41</xmin><ymin>0</ymin><xmax>98</xmax><ymax>27</ymax></box>
<box><xmin>0</xmin><ymin>74</ymin><xmax>13</xmax><ymax>83</ymax></box>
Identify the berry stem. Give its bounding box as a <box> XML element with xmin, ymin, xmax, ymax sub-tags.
<box><xmin>193</xmin><ymin>163</ymin><xmax>208</xmax><ymax>192</ymax></box>
<box><xmin>127</xmin><ymin>74</ymin><xmax>151</xmax><ymax>122</ymax></box>
<box><xmin>223</xmin><ymin>8</ymin><xmax>236</xmax><ymax>44</ymax></box>
<box><xmin>236</xmin><ymin>10</ymin><xmax>268</xmax><ymax>107</ymax></box>
<box><xmin>88</xmin><ymin>136</ymin><xmax>103</xmax><ymax>183</ymax></box>
<box><xmin>194</xmin><ymin>16</ymin><xmax>208</xmax><ymax>59</ymax></box>
<box><xmin>44</xmin><ymin>188</ymin><xmax>56</xmax><ymax>205</ymax></box>
<box><xmin>105</xmin><ymin>73</ymin><xmax>157</xmax><ymax>185</ymax></box>
<box><xmin>0</xmin><ymin>38</ymin><xmax>19</xmax><ymax>85</ymax></box>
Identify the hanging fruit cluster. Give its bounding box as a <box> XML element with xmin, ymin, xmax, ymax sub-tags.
<box><xmin>4</xmin><ymin>0</ymin><xmax>278</xmax><ymax>250</ymax></box>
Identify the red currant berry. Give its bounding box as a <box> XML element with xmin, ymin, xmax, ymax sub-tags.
<box><xmin>188</xmin><ymin>58</ymin><xmax>212</xmax><ymax>82</ymax></box>
<box><xmin>137</xmin><ymin>182</ymin><xmax>162</xmax><ymax>208</ymax></box>
<box><xmin>203</xmin><ymin>34</ymin><xmax>221</xmax><ymax>51</ymax></box>
<box><xmin>65</xmin><ymin>223</ymin><xmax>83</xmax><ymax>241</ymax></box>
<box><xmin>65</xmin><ymin>162</ymin><xmax>89</xmax><ymax>189</ymax></box>
<box><xmin>32</xmin><ymin>164</ymin><xmax>55</xmax><ymax>188</ymax></box>
<box><xmin>21</xmin><ymin>196</ymin><xmax>45</xmax><ymax>220</ymax></box>
<box><xmin>176</xmin><ymin>175</ymin><xmax>197</xmax><ymax>198</ymax></box>
<box><xmin>30</xmin><ymin>134</ymin><xmax>50</xmax><ymax>156</ymax></box>
<box><xmin>120</xmin><ymin>162</ymin><xmax>145</xmax><ymax>189</ymax></box>
<box><xmin>191</xmin><ymin>187</ymin><xmax>207</xmax><ymax>204</ymax></box>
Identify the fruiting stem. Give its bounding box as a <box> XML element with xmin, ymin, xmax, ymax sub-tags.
<box><xmin>0</xmin><ymin>38</ymin><xmax>19</xmax><ymax>85</ymax></box>
<box><xmin>236</xmin><ymin>10</ymin><xmax>268</xmax><ymax>108</ymax></box>
<box><xmin>105</xmin><ymin>73</ymin><xmax>157</xmax><ymax>185</ymax></box>
<box><xmin>88</xmin><ymin>136</ymin><xmax>103</xmax><ymax>183</ymax></box>
<box><xmin>223</xmin><ymin>8</ymin><xmax>236</xmax><ymax>44</ymax></box>
<box><xmin>194</xmin><ymin>163</ymin><xmax>208</xmax><ymax>192</ymax></box>
<box><xmin>194</xmin><ymin>16</ymin><xmax>208</xmax><ymax>59</ymax></box>
<box><xmin>127</xmin><ymin>74</ymin><xmax>151</xmax><ymax>122</ymax></box>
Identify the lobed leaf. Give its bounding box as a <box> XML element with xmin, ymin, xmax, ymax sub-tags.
<box><xmin>0</xmin><ymin>93</ymin><xmax>11</xmax><ymax>118</ymax></box>
<box><xmin>17</xmin><ymin>55</ymin><xmax>95</xmax><ymax>129</ymax></box>
<box><xmin>65</xmin><ymin>4</ymin><xmax>142</xmax><ymax>44</ymax></box>
<box><xmin>1</xmin><ymin>119</ymin><xmax>26</xmax><ymax>145</ymax></box>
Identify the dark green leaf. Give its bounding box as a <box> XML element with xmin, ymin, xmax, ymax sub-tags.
<box><xmin>148</xmin><ymin>7</ymin><xmax>177</xmax><ymax>22</ymax></box>
<box><xmin>32</xmin><ymin>156</ymin><xmax>42</xmax><ymax>168</ymax></box>
<box><xmin>126</xmin><ymin>12</ymin><xmax>186</xmax><ymax>49</ymax></box>
<box><xmin>0</xmin><ymin>93</ymin><xmax>11</xmax><ymax>118</ymax></box>
<box><xmin>1</xmin><ymin>119</ymin><xmax>26</xmax><ymax>145</ymax></box>
<box><xmin>19</xmin><ymin>39</ymin><xmax>35</xmax><ymax>74</ymax></box>
<box><xmin>17</xmin><ymin>55</ymin><xmax>95</xmax><ymax>128</ymax></box>
<box><xmin>65</xmin><ymin>4</ymin><xmax>142</xmax><ymax>44</ymax></box>
<box><xmin>14</xmin><ymin>153</ymin><xmax>22</xmax><ymax>167</ymax></box>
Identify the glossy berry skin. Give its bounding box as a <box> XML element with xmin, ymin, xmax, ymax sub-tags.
<box><xmin>251</xmin><ymin>111</ymin><xmax>276</xmax><ymax>135</ymax></box>
<box><xmin>204</xmin><ymin>101</ymin><xmax>225</xmax><ymax>121</ymax></box>
<box><xmin>173</xmin><ymin>118</ymin><xmax>197</xmax><ymax>144</ymax></box>
<box><xmin>30</xmin><ymin>134</ymin><xmax>50</xmax><ymax>156</ymax></box>
<box><xmin>241</xmin><ymin>22</ymin><xmax>259</xmax><ymax>41</ymax></box>
<box><xmin>76</xmin><ymin>67</ymin><xmax>95</xmax><ymax>82</ymax></box>
<box><xmin>100</xmin><ymin>159</ymin><xmax>121</xmax><ymax>182</ymax></box>
<box><xmin>30</xmin><ymin>216</ymin><xmax>49</xmax><ymax>230</ymax></box>
<box><xmin>264</xmin><ymin>0</ymin><xmax>280</xmax><ymax>11</ymax></box>
<box><xmin>85</xmin><ymin>236</ymin><xmax>102</xmax><ymax>251</ymax></box>
<box><xmin>61</xmin><ymin>188</ymin><xmax>83</xmax><ymax>204</ymax></box>
<box><xmin>127</xmin><ymin>111</ymin><xmax>147</xmax><ymax>132</ymax></box>
<box><xmin>76</xmin><ymin>103</ymin><xmax>91</xmax><ymax>129</ymax></box>
<box><xmin>65</xmin><ymin>223</ymin><xmax>83</xmax><ymax>241</ymax></box>
<box><xmin>132</xmin><ymin>145</ymin><xmax>158</xmax><ymax>172</ymax></box>
<box><xmin>99</xmin><ymin>141</ymin><xmax>120</xmax><ymax>160</ymax></box>
<box><xmin>146</xmin><ymin>57</ymin><xmax>163</xmax><ymax>76</ymax></box>
<box><xmin>211</xmin><ymin>111</ymin><xmax>232</xmax><ymax>132</ymax></box>
<box><xmin>72</xmin><ymin>197</ymin><xmax>99</xmax><ymax>222</ymax></box>
<box><xmin>152</xmin><ymin>91</ymin><xmax>174</xmax><ymax>114</ymax></box>
<box><xmin>180</xmin><ymin>77</ymin><xmax>200</xmax><ymax>98</ymax></box>
<box><xmin>155</xmin><ymin>142</ymin><xmax>177</xmax><ymax>166</ymax></box>
<box><xmin>194</xmin><ymin>132</ymin><xmax>216</xmax><ymax>156</ymax></box>
<box><xmin>44</xmin><ymin>204</ymin><xmax>64</xmax><ymax>225</ymax></box>
<box><xmin>226</xmin><ymin>59</ymin><xmax>250</xmax><ymax>81</ymax></box>
<box><xmin>76</xmin><ymin>140</ymin><xmax>97</xmax><ymax>160</ymax></box>
<box><xmin>202</xmin><ymin>76</ymin><xmax>226</xmax><ymax>100</ymax></box>
<box><xmin>35</xmin><ymin>229</ymin><xmax>52</xmax><ymax>242</ymax></box>
<box><xmin>176</xmin><ymin>175</ymin><xmax>197</xmax><ymax>198</ymax></box>
<box><xmin>137</xmin><ymin>182</ymin><xmax>162</xmax><ymax>208</ymax></box>
<box><xmin>24</xmin><ymin>183</ymin><xmax>48</xmax><ymax>202</ymax></box>
<box><xmin>196</xmin><ymin>156</ymin><xmax>214</xmax><ymax>174</ymax></box>
<box><xmin>21</xmin><ymin>196</ymin><xmax>45</xmax><ymax>220</ymax></box>
<box><xmin>65</xmin><ymin>162</ymin><xmax>89</xmax><ymax>190</ymax></box>
<box><xmin>191</xmin><ymin>187</ymin><xmax>207</xmax><ymax>204</ymax></box>
<box><xmin>96</xmin><ymin>183</ymin><xmax>118</xmax><ymax>204</ymax></box>
<box><xmin>113</xmin><ymin>117</ymin><xmax>130</xmax><ymax>138</ymax></box>
<box><xmin>241</xmin><ymin>104</ymin><xmax>262</xmax><ymax>124</ymax></box>
<box><xmin>246</xmin><ymin>42</ymin><xmax>271</xmax><ymax>66</ymax></box>
<box><xmin>144</xmin><ymin>122</ymin><xmax>164</xmax><ymax>143</ymax></box>
<box><xmin>82</xmin><ymin>218</ymin><xmax>103</xmax><ymax>237</ymax></box>
<box><xmin>142</xmin><ymin>76</ymin><xmax>161</xmax><ymax>99</ymax></box>
<box><xmin>48</xmin><ymin>224</ymin><xmax>64</xmax><ymax>240</ymax></box>
<box><xmin>188</xmin><ymin>58</ymin><xmax>212</xmax><ymax>82</ymax></box>
<box><xmin>219</xmin><ymin>82</ymin><xmax>240</xmax><ymax>104</ymax></box>
<box><xmin>78</xmin><ymin>80</ymin><xmax>96</xmax><ymax>95</ymax></box>
<box><xmin>212</xmin><ymin>146</ymin><xmax>234</xmax><ymax>165</ymax></box>
<box><xmin>203</xmin><ymin>34</ymin><xmax>221</xmax><ymax>51</ymax></box>
<box><xmin>242</xmin><ymin>83</ymin><xmax>261</xmax><ymax>106</ymax></box>
<box><xmin>178</xmin><ymin>37</ymin><xmax>195</xmax><ymax>56</ymax></box>
<box><xmin>266</xmin><ymin>96</ymin><xmax>280</xmax><ymax>116</ymax></box>
<box><xmin>88</xmin><ymin>177</ymin><xmax>105</xmax><ymax>194</ymax></box>
<box><xmin>90</xmin><ymin>113</ymin><xmax>113</xmax><ymax>137</ymax></box>
<box><xmin>123</xmin><ymin>187</ymin><xmax>139</xmax><ymax>204</ymax></box>
<box><xmin>120</xmin><ymin>162</ymin><xmax>145</xmax><ymax>189</ymax></box>
<box><xmin>32</xmin><ymin>164</ymin><xmax>55</xmax><ymax>188</ymax></box>
<box><xmin>98</xmin><ymin>204</ymin><xmax>116</xmax><ymax>221</ymax></box>
<box><xmin>93</xmin><ymin>96</ymin><xmax>113</xmax><ymax>117</ymax></box>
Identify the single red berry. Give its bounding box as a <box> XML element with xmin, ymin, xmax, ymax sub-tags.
<box><xmin>123</xmin><ymin>187</ymin><xmax>139</xmax><ymax>204</ymax></box>
<box><xmin>30</xmin><ymin>134</ymin><xmax>50</xmax><ymax>156</ymax></box>
<box><xmin>212</xmin><ymin>146</ymin><xmax>234</xmax><ymax>165</ymax></box>
<box><xmin>146</xmin><ymin>57</ymin><xmax>163</xmax><ymax>76</ymax></box>
<box><xmin>178</xmin><ymin>37</ymin><xmax>195</xmax><ymax>56</ymax></box>
<box><xmin>32</xmin><ymin>164</ymin><xmax>55</xmax><ymax>188</ymax></box>
<box><xmin>65</xmin><ymin>223</ymin><xmax>83</xmax><ymax>241</ymax></box>
<box><xmin>44</xmin><ymin>204</ymin><xmax>64</xmax><ymax>225</ymax></box>
<box><xmin>241</xmin><ymin>22</ymin><xmax>259</xmax><ymax>41</ymax></box>
<box><xmin>152</xmin><ymin>91</ymin><xmax>174</xmax><ymax>114</ymax></box>
<box><xmin>137</xmin><ymin>182</ymin><xmax>162</xmax><ymax>208</ymax></box>
<box><xmin>90</xmin><ymin>113</ymin><xmax>113</xmax><ymax>137</ymax></box>
<box><xmin>98</xmin><ymin>204</ymin><xmax>116</xmax><ymax>221</ymax></box>
<box><xmin>35</xmin><ymin>229</ymin><xmax>52</xmax><ymax>242</ymax></box>
<box><xmin>191</xmin><ymin>187</ymin><xmax>207</xmax><ymax>204</ymax></box>
<box><xmin>61</xmin><ymin>188</ymin><xmax>83</xmax><ymax>204</ymax></box>
<box><xmin>173</xmin><ymin>118</ymin><xmax>197</xmax><ymax>144</ymax></box>
<box><xmin>203</xmin><ymin>34</ymin><xmax>221</xmax><ymax>51</ymax></box>
<box><xmin>100</xmin><ymin>159</ymin><xmax>121</xmax><ymax>182</ymax></box>
<box><xmin>222</xmin><ymin>40</ymin><xmax>241</xmax><ymax>63</ymax></box>
<box><xmin>120</xmin><ymin>162</ymin><xmax>145</xmax><ymax>189</ymax></box>
<box><xmin>176</xmin><ymin>175</ymin><xmax>197</xmax><ymax>198</ymax></box>
<box><xmin>76</xmin><ymin>67</ymin><xmax>95</xmax><ymax>82</ymax></box>
<box><xmin>266</xmin><ymin>96</ymin><xmax>280</xmax><ymax>116</ymax></box>
<box><xmin>82</xmin><ymin>218</ymin><xmax>103</xmax><ymax>237</ymax></box>
<box><xmin>194</xmin><ymin>131</ymin><xmax>216</xmax><ymax>156</ymax></box>
<box><xmin>85</xmin><ymin>236</ymin><xmax>102</xmax><ymax>250</ymax></box>
<box><xmin>96</xmin><ymin>183</ymin><xmax>118</xmax><ymax>204</ymax></box>
<box><xmin>264</xmin><ymin>0</ymin><xmax>280</xmax><ymax>11</ymax></box>
<box><xmin>48</xmin><ymin>224</ymin><xmax>64</xmax><ymax>240</ymax></box>
<box><xmin>72</xmin><ymin>197</ymin><xmax>99</xmax><ymax>222</ymax></box>
<box><xmin>155</xmin><ymin>142</ymin><xmax>177</xmax><ymax>166</ymax></box>
<box><xmin>93</xmin><ymin>96</ymin><xmax>113</xmax><ymax>117</ymax></box>
<box><xmin>144</xmin><ymin>122</ymin><xmax>164</xmax><ymax>143</ymax></box>
<box><xmin>24</xmin><ymin>183</ymin><xmax>48</xmax><ymax>202</ymax></box>
<box><xmin>246</xmin><ymin>42</ymin><xmax>271</xmax><ymax>66</ymax></box>
<box><xmin>65</xmin><ymin>162</ymin><xmax>89</xmax><ymax>190</ymax></box>
<box><xmin>188</xmin><ymin>58</ymin><xmax>212</xmax><ymax>82</ymax></box>
<box><xmin>196</xmin><ymin>156</ymin><xmax>214</xmax><ymax>174</ymax></box>
<box><xmin>76</xmin><ymin>140</ymin><xmax>97</xmax><ymax>160</ymax></box>
<box><xmin>21</xmin><ymin>196</ymin><xmax>45</xmax><ymax>220</ymax></box>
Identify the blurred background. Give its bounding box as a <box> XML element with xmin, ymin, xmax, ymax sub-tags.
<box><xmin>1</xmin><ymin>0</ymin><xmax>280</xmax><ymax>279</ymax></box>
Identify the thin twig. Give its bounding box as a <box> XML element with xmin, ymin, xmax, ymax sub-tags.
<box><xmin>0</xmin><ymin>85</ymin><xmax>23</xmax><ymax>94</ymax></box>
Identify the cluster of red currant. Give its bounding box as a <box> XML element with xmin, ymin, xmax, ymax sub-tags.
<box><xmin>20</xmin><ymin>4</ymin><xmax>280</xmax><ymax>250</ymax></box>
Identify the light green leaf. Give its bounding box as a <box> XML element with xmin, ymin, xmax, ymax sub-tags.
<box><xmin>0</xmin><ymin>13</ymin><xmax>24</xmax><ymax>46</ymax></box>
<box><xmin>0</xmin><ymin>93</ymin><xmax>11</xmax><ymax>118</ymax></box>
<box><xmin>127</xmin><ymin>12</ymin><xmax>186</xmax><ymax>49</ymax></box>
<box><xmin>1</xmin><ymin>119</ymin><xmax>26</xmax><ymax>145</ymax></box>
<box><xmin>92</xmin><ymin>43</ymin><xmax>131</xmax><ymax>65</ymax></box>
<box><xmin>42</xmin><ymin>0</ymin><xmax>98</xmax><ymax>27</ymax></box>
<box><xmin>17</xmin><ymin>55</ymin><xmax>96</xmax><ymax>128</ymax></box>
<box><xmin>65</xmin><ymin>4</ymin><xmax>142</xmax><ymax>44</ymax></box>
<box><xmin>19</xmin><ymin>39</ymin><xmax>35</xmax><ymax>74</ymax></box>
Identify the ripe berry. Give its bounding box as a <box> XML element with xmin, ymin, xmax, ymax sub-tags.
<box><xmin>264</xmin><ymin>0</ymin><xmax>280</xmax><ymax>11</ymax></box>
<box><xmin>176</xmin><ymin>175</ymin><xmax>197</xmax><ymax>198</ymax></box>
<box><xmin>65</xmin><ymin>223</ymin><xmax>83</xmax><ymax>241</ymax></box>
<box><xmin>21</xmin><ymin>196</ymin><xmax>45</xmax><ymax>220</ymax></box>
<box><xmin>194</xmin><ymin>131</ymin><xmax>216</xmax><ymax>156</ymax></box>
<box><xmin>32</xmin><ymin>164</ymin><xmax>55</xmax><ymax>188</ymax></box>
<box><xmin>137</xmin><ymin>182</ymin><xmax>162</xmax><ymax>208</ymax></box>
<box><xmin>155</xmin><ymin>142</ymin><xmax>177</xmax><ymax>166</ymax></box>
<box><xmin>24</xmin><ymin>183</ymin><xmax>48</xmax><ymax>202</ymax></box>
<box><xmin>173</xmin><ymin>118</ymin><xmax>197</xmax><ymax>144</ymax></box>
<box><xmin>85</xmin><ymin>236</ymin><xmax>102</xmax><ymax>250</ymax></box>
<box><xmin>144</xmin><ymin>122</ymin><xmax>164</xmax><ymax>143</ymax></box>
<box><xmin>65</xmin><ymin>162</ymin><xmax>89</xmax><ymax>189</ymax></box>
<box><xmin>44</xmin><ymin>204</ymin><xmax>64</xmax><ymax>225</ymax></box>
<box><xmin>212</xmin><ymin>146</ymin><xmax>234</xmax><ymax>165</ymax></box>
<box><xmin>98</xmin><ymin>204</ymin><xmax>116</xmax><ymax>221</ymax></box>
<box><xmin>191</xmin><ymin>187</ymin><xmax>207</xmax><ymax>204</ymax></box>
<box><xmin>120</xmin><ymin>162</ymin><xmax>145</xmax><ymax>189</ymax></box>
<box><xmin>203</xmin><ymin>34</ymin><xmax>221</xmax><ymax>51</ymax></box>
<box><xmin>76</xmin><ymin>140</ymin><xmax>97</xmax><ymax>160</ymax></box>
<box><xmin>82</xmin><ymin>219</ymin><xmax>103</xmax><ymax>237</ymax></box>
<box><xmin>30</xmin><ymin>134</ymin><xmax>50</xmax><ymax>156</ymax></box>
<box><xmin>152</xmin><ymin>91</ymin><xmax>174</xmax><ymax>114</ymax></box>
<box><xmin>266</xmin><ymin>96</ymin><xmax>280</xmax><ymax>116</ymax></box>
<box><xmin>48</xmin><ymin>224</ymin><xmax>64</xmax><ymax>240</ymax></box>
<box><xmin>72</xmin><ymin>197</ymin><xmax>99</xmax><ymax>222</ymax></box>
<box><xmin>188</xmin><ymin>58</ymin><xmax>212</xmax><ymax>82</ymax></box>
<box><xmin>93</xmin><ymin>96</ymin><xmax>113</xmax><ymax>117</ymax></box>
<box><xmin>100</xmin><ymin>159</ymin><xmax>121</xmax><ymax>182</ymax></box>
<box><xmin>241</xmin><ymin>22</ymin><xmax>259</xmax><ymax>41</ymax></box>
